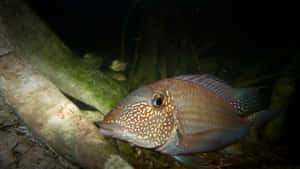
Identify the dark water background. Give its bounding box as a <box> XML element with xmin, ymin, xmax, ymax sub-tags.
<box><xmin>24</xmin><ymin>0</ymin><xmax>299</xmax><ymax>168</ymax></box>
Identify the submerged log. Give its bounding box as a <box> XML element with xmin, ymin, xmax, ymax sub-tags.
<box><xmin>0</xmin><ymin>0</ymin><xmax>128</xmax><ymax>116</ymax></box>
<box><xmin>0</xmin><ymin>55</ymin><xmax>133</xmax><ymax>169</ymax></box>
<box><xmin>0</xmin><ymin>0</ymin><xmax>133</xmax><ymax>168</ymax></box>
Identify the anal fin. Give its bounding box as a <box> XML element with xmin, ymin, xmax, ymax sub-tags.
<box><xmin>174</xmin><ymin>154</ymin><xmax>233</xmax><ymax>169</ymax></box>
<box><xmin>173</xmin><ymin>155</ymin><xmax>212</xmax><ymax>169</ymax></box>
<box><xmin>218</xmin><ymin>144</ymin><xmax>244</xmax><ymax>156</ymax></box>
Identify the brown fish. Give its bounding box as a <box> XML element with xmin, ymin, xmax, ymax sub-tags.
<box><xmin>96</xmin><ymin>74</ymin><xmax>279</xmax><ymax>167</ymax></box>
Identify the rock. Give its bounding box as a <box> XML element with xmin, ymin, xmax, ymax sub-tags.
<box><xmin>0</xmin><ymin>131</ymin><xmax>19</xmax><ymax>149</ymax></box>
<box><xmin>18</xmin><ymin>146</ymin><xmax>56</xmax><ymax>169</ymax></box>
<box><xmin>12</xmin><ymin>143</ymin><xmax>31</xmax><ymax>154</ymax></box>
<box><xmin>0</xmin><ymin>149</ymin><xmax>16</xmax><ymax>169</ymax></box>
<box><xmin>0</xmin><ymin>131</ymin><xmax>18</xmax><ymax>169</ymax></box>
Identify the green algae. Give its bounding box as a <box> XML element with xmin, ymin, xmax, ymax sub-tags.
<box><xmin>33</xmin><ymin>35</ymin><xmax>128</xmax><ymax>115</ymax></box>
<box><xmin>1</xmin><ymin>0</ymin><xmax>128</xmax><ymax>116</ymax></box>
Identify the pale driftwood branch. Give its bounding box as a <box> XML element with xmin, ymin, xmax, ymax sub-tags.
<box><xmin>0</xmin><ymin>54</ymin><xmax>133</xmax><ymax>169</ymax></box>
<box><xmin>0</xmin><ymin>0</ymin><xmax>133</xmax><ymax>168</ymax></box>
<box><xmin>0</xmin><ymin>0</ymin><xmax>128</xmax><ymax>116</ymax></box>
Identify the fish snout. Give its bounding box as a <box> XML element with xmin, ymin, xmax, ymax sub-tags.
<box><xmin>95</xmin><ymin>107</ymin><xmax>128</xmax><ymax>137</ymax></box>
<box><xmin>103</xmin><ymin>107</ymin><xmax>122</xmax><ymax>122</ymax></box>
<box><xmin>94</xmin><ymin>121</ymin><xmax>112</xmax><ymax>136</ymax></box>
<box><xmin>94</xmin><ymin>121</ymin><xmax>122</xmax><ymax>137</ymax></box>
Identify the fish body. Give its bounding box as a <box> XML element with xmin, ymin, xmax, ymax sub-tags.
<box><xmin>97</xmin><ymin>74</ymin><xmax>278</xmax><ymax>164</ymax></box>
<box><xmin>110</xmin><ymin>60</ymin><xmax>127</xmax><ymax>72</ymax></box>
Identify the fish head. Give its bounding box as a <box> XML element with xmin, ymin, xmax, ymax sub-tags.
<box><xmin>98</xmin><ymin>82</ymin><xmax>176</xmax><ymax>149</ymax></box>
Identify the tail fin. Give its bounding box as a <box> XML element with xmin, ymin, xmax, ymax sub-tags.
<box><xmin>231</xmin><ymin>87</ymin><xmax>270</xmax><ymax>116</ymax></box>
<box><xmin>247</xmin><ymin>108</ymin><xmax>284</xmax><ymax>128</ymax></box>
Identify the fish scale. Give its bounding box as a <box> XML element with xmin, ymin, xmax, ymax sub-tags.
<box><xmin>103</xmin><ymin>89</ymin><xmax>176</xmax><ymax>147</ymax></box>
<box><xmin>97</xmin><ymin>74</ymin><xmax>280</xmax><ymax>168</ymax></box>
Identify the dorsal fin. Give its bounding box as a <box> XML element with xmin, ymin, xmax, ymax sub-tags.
<box><xmin>174</xmin><ymin>74</ymin><xmax>263</xmax><ymax>115</ymax></box>
<box><xmin>174</xmin><ymin>74</ymin><xmax>234</xmax><ymax>101</ymax></box>
<box><xmin>174</xmin><ymin>74</ymin><xmax>232</xmax><ymax>87</ymax></box>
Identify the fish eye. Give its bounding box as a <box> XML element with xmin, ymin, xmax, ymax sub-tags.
<box><xmin>152</xmin><ymin>93</ymin><xmax>165</xmax><ymax>108</ymax></box>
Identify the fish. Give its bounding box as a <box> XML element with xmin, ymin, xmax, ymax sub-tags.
<box><xmin>110</xmin><ymin>59</ymin><xmax>127</xmax><ymax>72</ymax></box>
<box><xmin>95</xmin><ymin>74</ymin><xmax>280</xmax><ymax>167</ymax></box>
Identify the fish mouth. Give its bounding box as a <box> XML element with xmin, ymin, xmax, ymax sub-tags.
<box><xmin>98</xmin><ymin>126</ymin><xmax>114</xmax><ymax>137</ymax></box>
<box><xmin>95</xmin><ymin>121</ymin><xmax>129</xmax><ymax>139</ymax></box>
<box><xmin>94</xmin><ymin>121</ymin><xmax>121</xmax><ymax>137</ymax></box>
<box><xmin>95</xmin><ymin>121</ymin><xmax>156</xmax><ymax>148</ymax></box>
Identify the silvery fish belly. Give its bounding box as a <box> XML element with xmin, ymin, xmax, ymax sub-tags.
<box><xmin>96</xmin><ymin>74</ymin><xmax>278</xmax><ymax>161</ymax></box>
